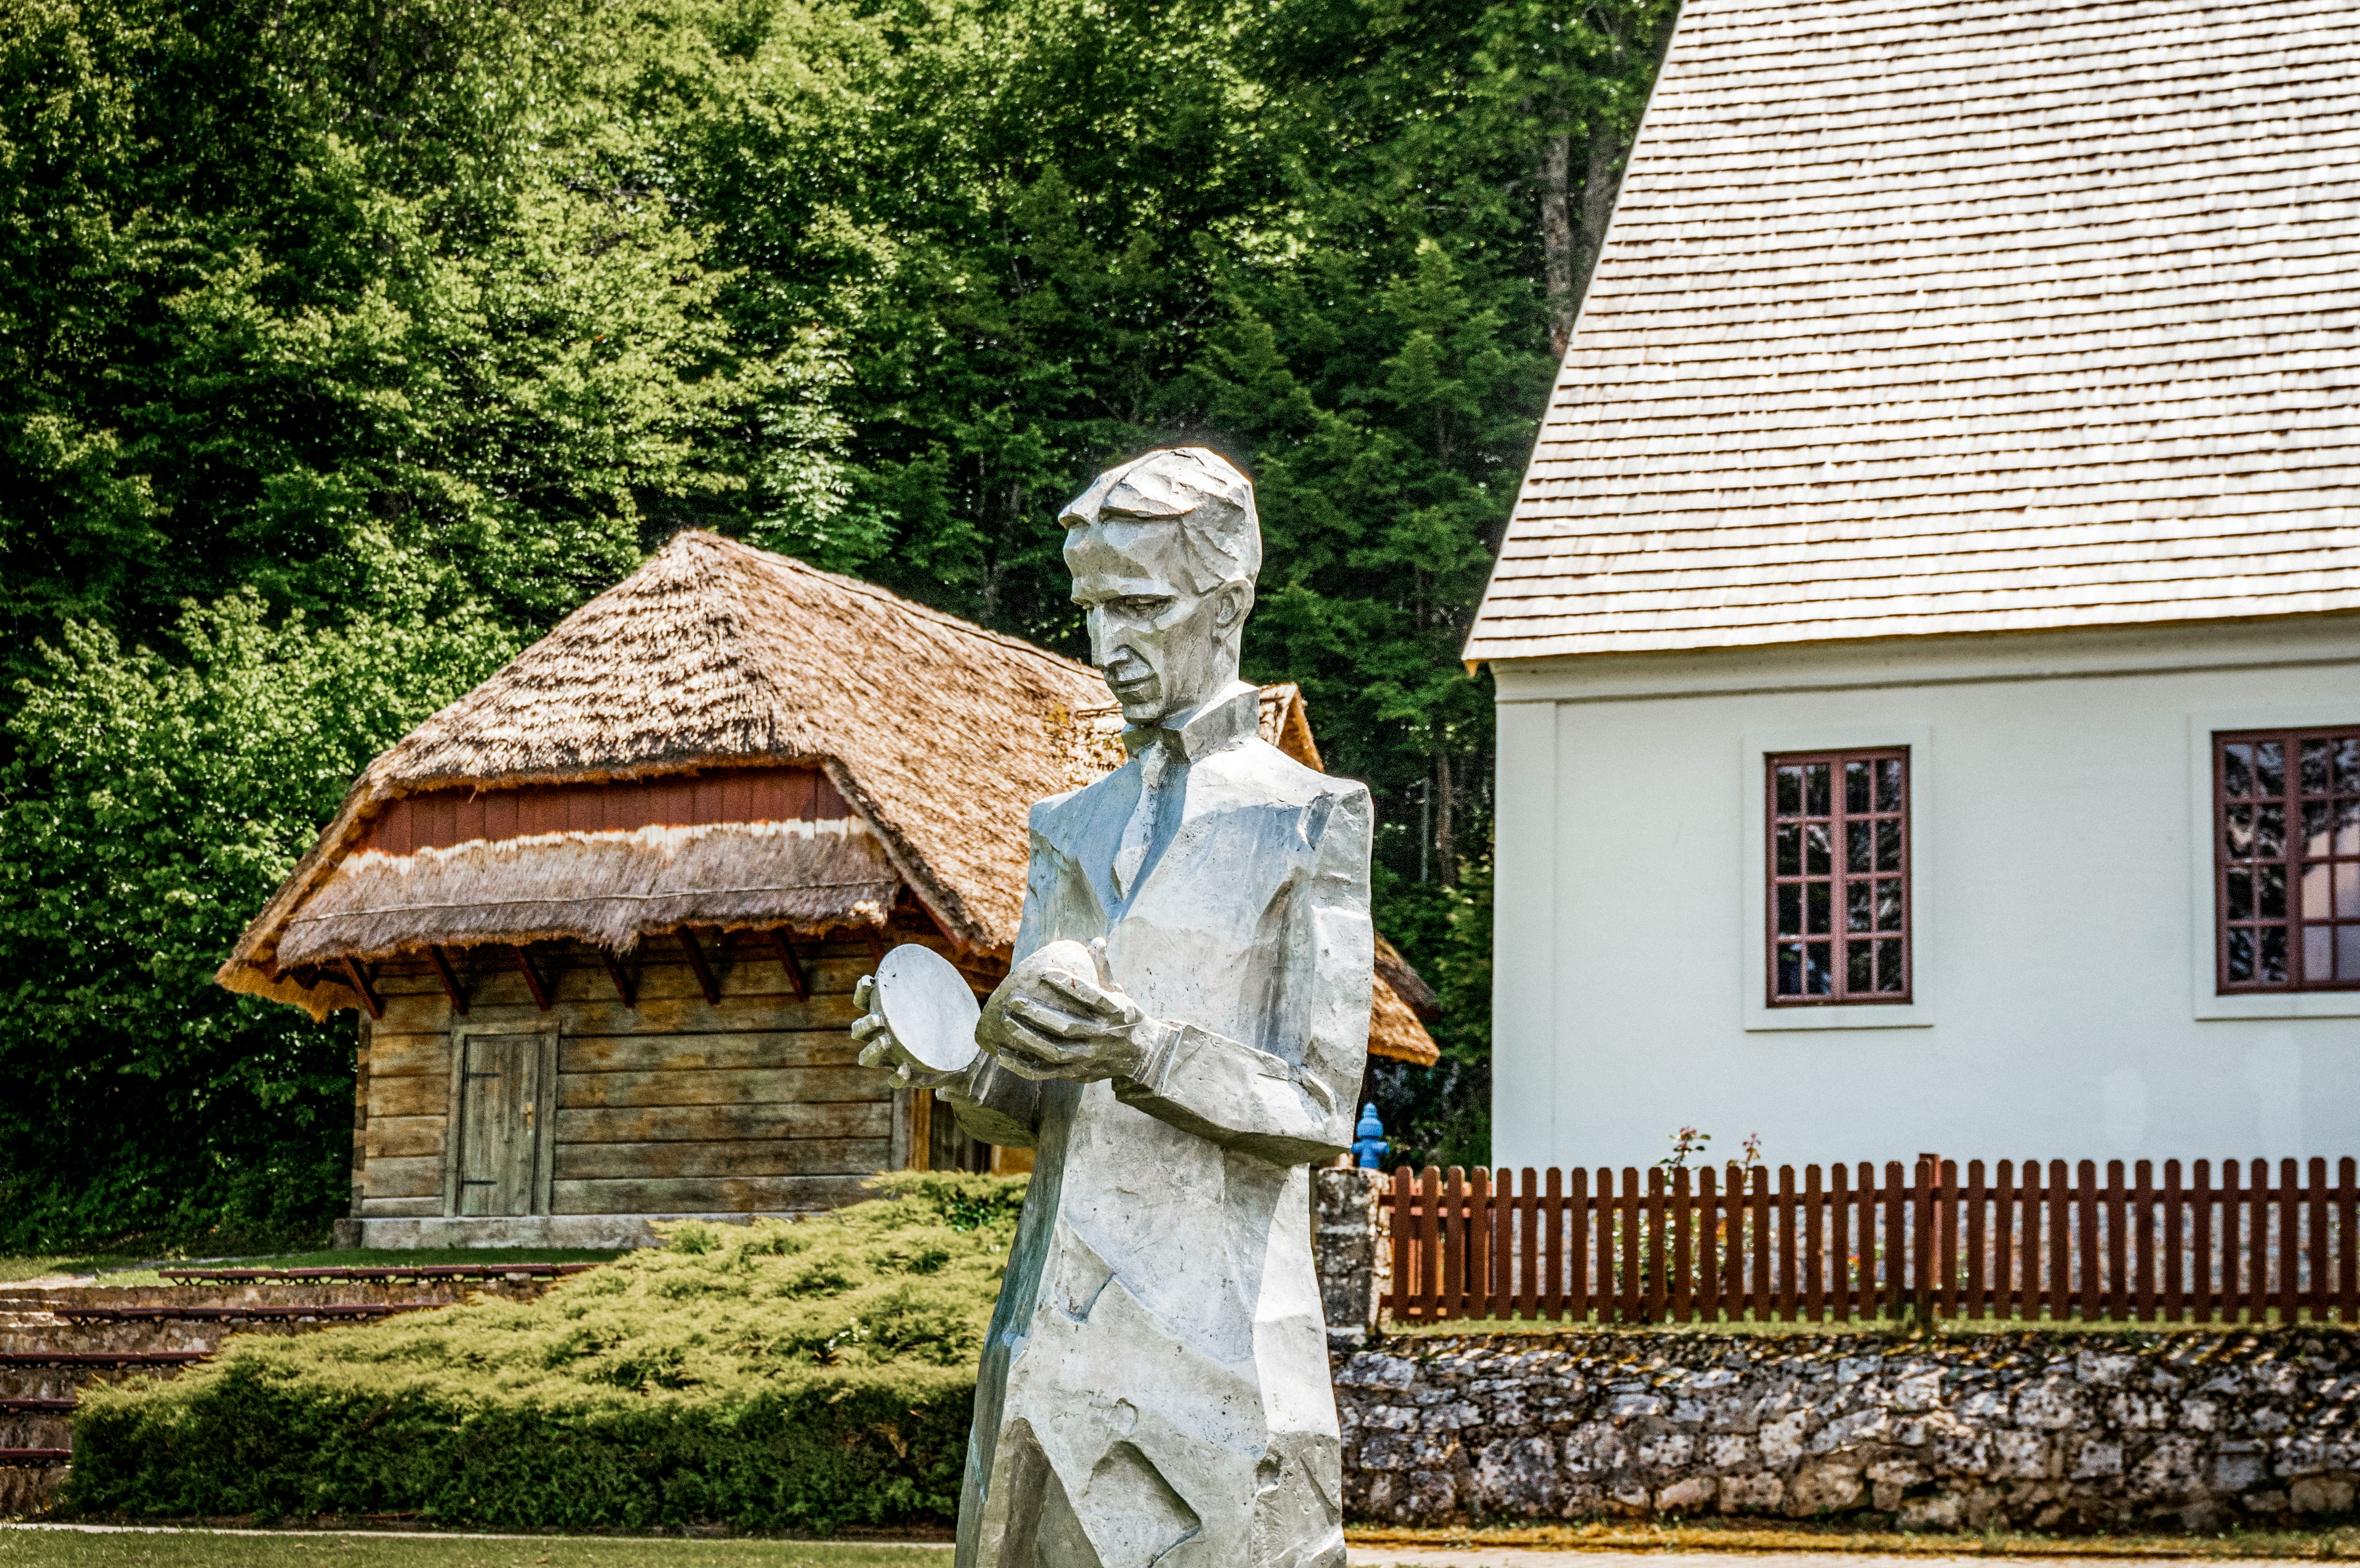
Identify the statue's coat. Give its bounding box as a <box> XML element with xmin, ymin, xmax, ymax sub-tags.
<box><xmin>941</xmin><ymin>680</ymin><xmax>1372</xmax><ymax>1568</ymax></box>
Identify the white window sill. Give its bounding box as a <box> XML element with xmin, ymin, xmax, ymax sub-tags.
<box><xmin>2195</xmin><ymin>991</ymin><xmax>2360</xmax><ymax>1022</ymax></box>
<box><xmin>1745</xmin><ymin>1001</ymin><xmax>1934</xmax><ymax>1032</ymax></box>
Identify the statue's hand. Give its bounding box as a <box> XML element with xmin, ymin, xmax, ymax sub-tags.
<box><xmin>852</xmin><ymin>973</ymin><xmax>968</xmax><ymax>1090</ymax></box>
<box><xmin>980</xmin><ymin>940</ymin><xmax>1163</xmax><ymax>1083</ymax></box>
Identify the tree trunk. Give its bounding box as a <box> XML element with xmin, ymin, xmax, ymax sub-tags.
<box><xmin>1542</xmin><ymin>115</ymin><xmax>1639</xmax><ymax>363</ymax></box>
<box><xmin>1577</xmin><ymin>117</ymin><xmax>1627</xmax><ymax>306</ymax></box>
<box><xmin>1547</xmin><ymin>0</ymin><xmax>1685</xmax><ymax>358</ymax></box>
<box><xmin>1540</xmin><ymin>131</ymin><xmax>1577</xmax><ymax>360</ymax></box>
<box><xmin>1434</xmin><ymin>749</ymin><xmax>1457</xmax><ymax>887</ymax></box>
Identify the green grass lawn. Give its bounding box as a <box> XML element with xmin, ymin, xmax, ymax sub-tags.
<box><xmin>0</xmin><ymin>1259</ymin><xmax>163</xmax><ymax>1286</ymax></box>
<box><xmin>0</xmin><ymin>1530</ymin><xmax>948</xmax><ymax>1568</ymax></box>
<box><xmin>204</xmin><ymin>1250</ymin><xmax>624</xmax><ymax>1269</ymax></box>
<box><xmin>1381</xmin><ymin>1312</ymin><xmax>2356</xmax><ymax>1338</ymax></box>
<box><xmin>0</xmin><ymin>1250</ymin><xmax>625</xmax><ymax>1287</ymax></box>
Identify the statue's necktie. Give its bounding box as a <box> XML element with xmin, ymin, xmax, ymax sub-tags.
<box><xmin>1112</xmin><ymin>742</ymin><xmax>1173</xmax><ymax>899</ymax></box>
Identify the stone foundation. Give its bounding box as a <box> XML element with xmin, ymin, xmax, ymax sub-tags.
<box><xmin>1333</xmin><ymin>1329</ymin><xmax>2360</xmax><ymax>1530</ymax></box>
<box><xmin>341</xmin><ymin>1213</ymin><xmax>778</xmax><ymax>1249</ymax></box>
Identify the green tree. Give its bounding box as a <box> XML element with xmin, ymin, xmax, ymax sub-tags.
<box><xmin>0</xmin><ymin>0</ymin><xmax>846</xmax><ymax>673</ymax></box>
<box><xmin>0</xmin><ymin>594</ymin><xmax>518</xmax><ymax>1249</ymax></box>
<box><xmin>1472</xmin><ymin>0</ymin><xmax>1681</xmax><ymax>354</ymax></box>
<box><xmin>660</xmin><ymin>0</ymin><xmax>1281</xmax><ymax>645</ymax></box>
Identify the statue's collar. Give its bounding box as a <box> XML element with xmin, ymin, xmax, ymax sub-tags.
<box><xmin>1121</xmin><ymin>681</ymin><xmax>1260</xmax><ymax>764</ymax></box>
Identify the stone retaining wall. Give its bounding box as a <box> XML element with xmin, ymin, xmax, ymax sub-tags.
<box><xmin>1332</xmin><ymin>1329</ymin><xmax>2360</xmax><ymax>1531</ymax></box>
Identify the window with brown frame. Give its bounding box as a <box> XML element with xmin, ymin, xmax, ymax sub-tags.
<box><xmin>2215</xmin><ymin>728</ymin><xmax>2360</xmax><ymax>992</ymax></box>
<box><xmin>1767</xmin><ymin>750</ymin><xmax>1910</xmax><ymax>1005</ymax></box>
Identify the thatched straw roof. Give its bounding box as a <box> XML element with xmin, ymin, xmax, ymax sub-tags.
<box><xmin>279</xmin><ymin>820</ymin><xmax>898</xmax><ymax>967</ymax></box>
<box><xmin>215</xmin><ymin>530</ymin><xmax>1439</xmax><ymax>1065</ymax></box>
<box><xmin>1375</xmin><ymin>935</ymin><xmax>1439</xmax><ymax>1020</ymax></box>
<box><xmin>221</xmin><ymin>533</ymin><xmax>1099</xmax><ymax>1004</ymax></box>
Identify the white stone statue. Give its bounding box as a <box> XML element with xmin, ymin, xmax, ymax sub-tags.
<box><xmin>853</xmin><ymin>446</ymin><xmax>1372</xmax><ymax>1568</ymax></box>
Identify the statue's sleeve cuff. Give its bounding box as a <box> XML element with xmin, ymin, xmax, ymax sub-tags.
<box><xmin>1113</xmin><ymin>1020</ymin><xmax>1346</xmax><ymax>1164</ymax></box>
<box><xmin>937</xmin><ymin>1054</ymin><xmax>1044</xmax><ymax>1147</ymax></box>
<box><xmin>1129</xmin><ymin>1016</ymin><xmax>1187</xmax><ymax>1088</ymax></box>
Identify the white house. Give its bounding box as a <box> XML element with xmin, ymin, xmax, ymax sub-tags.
<box><xmin>1467</xmin><ymin>0</ymin><xmax>2360</xmax><ymax>1170</ymax></box>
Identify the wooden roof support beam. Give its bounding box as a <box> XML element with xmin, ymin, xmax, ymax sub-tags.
<box><xmin>513</xmin><ymin>946</ymin><xmax>553</xmax><ymax>1013</ymax></box>
<box><xmin>676</xmin><ymin>926</ymin><xmax>720</xmax><ymax>1005</ymax></box>
<box><xmin>910</xmin><ymin>891</ymin><xmax>968</xmax><ymax>956</ymax></box>
<box><xmin>600</xmin><ymin>949</ymin><xmax>637</xmax><ymax>1008</ymax></box>
<box><xmin>767</xmin><ymin>930</ymin><xmax>808</xmax><ymax>1002</ymax></box>
<box><xmin>427</xmin><ymin>945</ymin><xmax>469</xmax><ymax>1017</ymax></box>
<box><xmin>342</xmin><ymin>957</ymin><xmax>384</xmax><ymax>1021</ymax></box>
<box><xmin>864</xmin><ymin>925</ymin><xmax>887</xmax><ymax>969</ymax></box>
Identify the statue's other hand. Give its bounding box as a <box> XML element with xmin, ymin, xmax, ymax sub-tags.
<box><xmin>851</xmin><ymin>973</ymin><xmax>964</xmax><ymax>1090</ymax></box>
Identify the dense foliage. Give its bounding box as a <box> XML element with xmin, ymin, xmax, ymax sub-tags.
<box><xmin>64</xmin><ymin>1177</ymin><xmax>1024</xmax><ymax>1526</ymax></box>
<box><xmin>0</xmin><ymin>598</ymin><xmax>521</xmax><ymax>1248</ymax></box>
<box><xmin>0</xmin><ymin>0</ymin><xmax>1673</xmax><ymax>1246</ymax></box>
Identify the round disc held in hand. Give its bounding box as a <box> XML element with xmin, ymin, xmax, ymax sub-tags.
<box><xmin>873</xmin><ymin>943</ymin><xmax>982</xmax><ymax>1074</ymax></box>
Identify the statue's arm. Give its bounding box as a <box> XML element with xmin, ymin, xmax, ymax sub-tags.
<box><xmin>932</xmin><ymin>822</ymin><xmax>1067</xmax><ymax>1149</ymax></box>
<box><xmin>1109</xmin><ymin>786</ymin><xmax>1373</xmax><ymax>1166</ymax></box>
<box><xmin>934</xmin><ymin>1054</ymin><xmax>1044</xmax><ymax>1148</ymax></box>
<box><xmin>1108</xmin><ymin>1026</ymin><xmax>1345</xmax><ymax>1166</ymax></box>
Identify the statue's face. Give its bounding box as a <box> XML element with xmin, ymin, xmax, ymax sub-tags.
<box><xmin>1067</xmin><ymin>518</ymin><xmax>1250</xmax><ymax>725</ymax></box>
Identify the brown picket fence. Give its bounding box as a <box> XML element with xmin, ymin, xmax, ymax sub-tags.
<box><xmin>1380</xmin><ymin>1156</ymin><xmax>2360</xmax><ymax>1325</ymax></box>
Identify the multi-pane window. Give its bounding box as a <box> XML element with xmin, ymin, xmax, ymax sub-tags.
<box><xmin>1767</xmin><ymin>750</ymin><xmax>1910</xmax><ymax>1004</ymax></box>
<box><xmin>2216</xmin><ymin>728</ymin><xmax>2360</xmax><ymax>991</ymax></box>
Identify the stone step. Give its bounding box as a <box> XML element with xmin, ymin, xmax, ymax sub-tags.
<box><xmin>0</xmin><ymin>1464</ymin><xmax>63</xmax><ymax>1518</ymax></box>
<box><xmin>160</xmin><ymin>1264</ymin><xmax>593</xmax><ymax>1286</ymax></box>
<box><xmin>0</xmin><ymin>1281</ymin><xmax>506</xmax><ymax>1311</ymax></box>
<box><xmin>0</xmin><ymin>1350</ymin><xmax>212</xmax><ymax>1371</ymax></box>
<box><xmin>0</xmin><ymin>1290</ymin><xmax>485</xmax><ymax>1356</ymax></box>
<box><xmin>0</xmin><ymin>1421</ymin><xmax>69</xmax><ymax>1453</ymax></box>
<box><xmin>0</xmin><ymin>1370</ymin><xmax>172</xmax><ymax>1398</ymax></box>
<box><xmin>0</xmin><ymin>1319</ymin><xmax>404</xmax><ymax>1350</ymax></box>
<box><xmin>0</xmin><ymin>1325</ymin><xmax>224</xmax><ymax>1355</ymax></box>
<box><xmin>48</xmin><ymin>1303</ymin><xmax>422</xmax><ymax>1324</ymax></box>
<box><xmin>0</xmin><ymin>1370</ymin><xmax>91</xmax><ymax>1403</ymax></box>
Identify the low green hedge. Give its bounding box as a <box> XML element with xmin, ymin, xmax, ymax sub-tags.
<box><xmin>62</xmin><ymin>1174</ymin><xmax>1025</xmax><ymax>1530</ymax></box>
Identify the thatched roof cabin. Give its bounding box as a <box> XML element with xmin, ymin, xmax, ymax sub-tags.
<box><xmin>222</xmin><ymin>532</ymin><xmax>1438</xmax><ymax>1245</ymax></box>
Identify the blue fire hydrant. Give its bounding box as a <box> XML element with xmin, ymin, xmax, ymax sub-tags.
<box><xmin>1351</xmin><ymin>1104</ymin><xmax>1388</xmax><ymax>1170</ymax></box>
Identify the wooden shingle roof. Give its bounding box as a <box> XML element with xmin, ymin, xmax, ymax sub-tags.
<box><xmin>1465</xmin><ymin>0</ymin><xmax>2360</xmax><ymax>663</ymax></box>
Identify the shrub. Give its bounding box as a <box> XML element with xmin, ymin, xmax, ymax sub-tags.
<box><xmin>62</xmin><ymin>1175</ymin><xmax>1027</xmax><ymax>1530</ymax></box>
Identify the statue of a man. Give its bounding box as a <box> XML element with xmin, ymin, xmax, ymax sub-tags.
<box><xmin>854</xmin><ymin>446</ymin><xmax>1372</xmax><ymax>1568</ymax></box>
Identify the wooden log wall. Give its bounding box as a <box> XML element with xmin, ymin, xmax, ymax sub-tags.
<box><xmin>355</xmin><ymin>927</ymin><xmax>926</xmax><ymax>1219</ymax></box>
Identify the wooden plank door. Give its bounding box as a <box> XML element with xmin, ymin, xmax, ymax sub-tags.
<box><xmin>455</xmin><ymin>1033</ymin><xmax>541</xmax><ymax>1216</ymax></box>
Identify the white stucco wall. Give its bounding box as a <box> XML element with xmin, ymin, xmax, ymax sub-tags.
<box><xmin>1490</xmin><ymin>614</ymin><xmax>2360</xmax><ymax>1173</ymax></box>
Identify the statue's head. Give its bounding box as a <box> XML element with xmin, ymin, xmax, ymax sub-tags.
<box><xmin>1060</xmin><ymin>447</ymin><xmax>1260</xmax><ymax>726</ymax></box>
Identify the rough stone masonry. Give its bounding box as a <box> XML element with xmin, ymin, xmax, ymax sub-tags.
<box><xmin>1330</xmin><ymin>1330</ymin><xmax>2360</xmax><ymax>1531</ymax></box>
